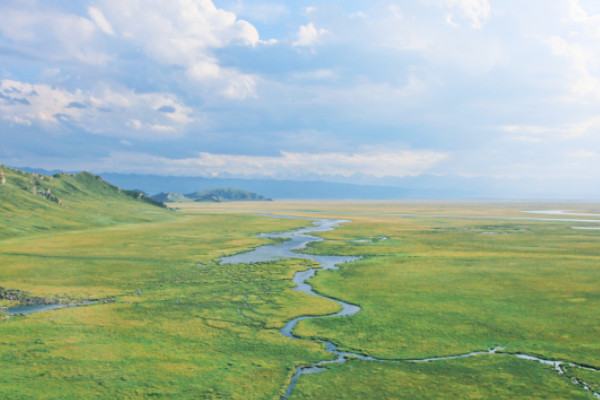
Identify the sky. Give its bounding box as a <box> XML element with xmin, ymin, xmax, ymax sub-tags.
<box><xmin>1</xmin><ymin>0</ymin><xmax>600</xmax><ymax>188</ymax></box>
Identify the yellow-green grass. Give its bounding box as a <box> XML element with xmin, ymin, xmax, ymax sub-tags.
<box><xmin>178</xmin><ymin>204</ymin><xmax>600</xmax><ymax>396</ymax></box>
<box><xmin>285</xmin><ymin>212</ymin><xmax>600</xmax><ymax>395</ymax></box>
<box><xmin>293</xmin><ymin>215</ymin><xmax>600</xmax><ymax>363</ymax></box>
<box><xmin>563</xmin><ymin>365</ymin><xmax>600</xmax><ymax>394</ymax></box>
<box><xmin>171</xmin><ymin>200</ymin><xmax>600</xmax><ymax>220</ymax></box>
<box><xmin>0</xmin><ymin>165</ymin><xmax>171</xmax><ymax>240</ymax></box>
<box><xmin>2</xmin><ymin>200</ymin><xmax>599</xmax><ymax>399</ymax></box>
<box><xmin>0</xmin><ymin>212</ymin><xmax>342</xmax><ymax>399</ymax></box>
<box><xmin>288</xmin><ymin>356</ymin><xmax>595</xmax><ymax>399</ymax></box>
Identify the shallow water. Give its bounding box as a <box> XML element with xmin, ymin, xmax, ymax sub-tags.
<box><xmin>7</xmin><ymin>301</ymin><xmax>97</xmax><ymax>315</ymax></box>
<box><xmin>220</xmin><ymin>213</ymin><xmax>600</xmax><ymax>399</ymax></box>
<box><xmin>523</xmin><ymin>210</ymin><xmax>600</xmax><ymax>217</ymax></box>
<box><xmin>220</xmin><ymin>218</ymin><xmax>361</xmax><ymax>336</ymax></box>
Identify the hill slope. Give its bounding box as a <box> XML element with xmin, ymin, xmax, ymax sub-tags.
<box><xmin>151</xmin><ymin>192</ymin><xmax>192</xmax><ymax>203</ymax></box>
<box><xmin>0</xmin><ymin>165</ymin><xmax>170</xmax><ymax>240</ymax></box>
<box><xmin>152</xmin><ymin>187</ymin><xmax>272</xmax><ymax>203</ymax></box>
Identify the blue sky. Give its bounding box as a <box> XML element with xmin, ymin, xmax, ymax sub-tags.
<box><xmin>1</xmin><ymin>0</ymin><xmax>599</xmax><ymax>185</ymax></box>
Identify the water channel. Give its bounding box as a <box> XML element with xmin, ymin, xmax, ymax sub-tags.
<box><xmin>4</xmin><ymin>212</ymin><xmax>599</xmax><ymax>397</ymax></box>
<box><xmin>6</xmin><ymin>301</ymin><xmax>97</xmax><ymax>315</ymax></box>
<box><xmin>220</xmin><ymin>214</ymin><xmax>600</xmax><ymax>399</ymax></box>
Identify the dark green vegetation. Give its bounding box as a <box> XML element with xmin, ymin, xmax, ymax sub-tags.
<box><xmin>0</xmin><ymin>188</ymin><xmax>598</xmax><ymax>399</ymax></box>
<box><xmin>151</xmin><ymin>187</ymin><xmax>272</xmax><ymax>203</ymax></box>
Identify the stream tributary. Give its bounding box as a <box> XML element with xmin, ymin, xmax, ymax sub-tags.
<box><xmin>220</xmin><ymin>214</ymin><xmax>600</xmax><ymax>399</ymax></box>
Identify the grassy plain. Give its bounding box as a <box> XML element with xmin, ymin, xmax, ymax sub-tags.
<box><xmin>1</xmin><ymin>200</ymin><xmax>599</xmax><ymax>398</ymax></box>
<box><xmin>0</xmin><ymin>211</ymin><xmax>340</xmax><ymax>399</ymax></box>
<box><xmin>182</xmin><ymin>202</ymin><xmax>600</xmax><ymax>398</ymax></box>
<box><xmin>289</xmin><ymin>357</ymin><xmax>592</xmax><ymax>400</ymax></box>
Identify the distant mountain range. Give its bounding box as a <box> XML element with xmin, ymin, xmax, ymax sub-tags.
<box><xmin>13</xmin><ymin>167</ymin><xmax>600</xmax><ymax>200</ymax></box>
<box><xmin>98</xmin><ymin>172</ymin><xmax>448</xmax><ymax>200</ymax></box>
<box><xmin>152</xmin><ymin>188</ymin><xmax>271</xmax><ymax>203</ymax></box>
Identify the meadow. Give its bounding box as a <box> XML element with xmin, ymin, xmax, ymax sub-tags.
<box><xmin>1</xmin><ymin>200</ymin><xmax>599</xmax><ymax>398</ymax></box>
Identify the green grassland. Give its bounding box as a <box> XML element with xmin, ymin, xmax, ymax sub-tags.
<box><xmin>289</xmin><ymin>357</ymin><xmax>592</xmax><ymax>400</ymax></box>
<box><xmin>0</xmin><ymin>164</ymin><xmax>169</xmax><ymax>240</ymax></box>
<box><xmin>0</xmin><ymin>212</ymin><xmax>341</xmax><ymax>399</ymax></box>
<box><xmin>287</xmin><ymin>212</ymin><xmax>600</xmax><ymax>397</ymax></box>
<box><xmin>0</xmin><ymin>187</ymin><xmax>599</xmax><ymax>399</ymax></box>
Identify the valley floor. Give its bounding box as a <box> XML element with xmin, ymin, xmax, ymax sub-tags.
<box><xmin>1</xmin><ymin>201</ymin><xmax>599</xmax><ymax>399</ymax></box>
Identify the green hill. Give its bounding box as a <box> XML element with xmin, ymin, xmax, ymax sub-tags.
<box><xmin>187</xmin><ymin>187</ymin><xmax>272</xmax><ymax>202</ymax></box>
<box><xmin>151</xmin><ymin>192</ymin><xmax>192</xmax><ymax>203</ymax></box>
<box><xmin>152</xmin><ymin>187</ymin><xmax>272</xmax><ymax>203</ymax></box>
<box><xmin>0</xmin><ymin>165</ymin><xmax>170</xmax><ymax>240</ymax></box>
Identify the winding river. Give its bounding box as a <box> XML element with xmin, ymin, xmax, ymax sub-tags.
<box><xmin>220</xmin><ymin>214</ymin><xmax>600</xmax><ymax>399</ymax></box>
<box><xmin>4</xmin><ymin>211</ymin><xmax>599</xmax><ymax>397</ymax></box>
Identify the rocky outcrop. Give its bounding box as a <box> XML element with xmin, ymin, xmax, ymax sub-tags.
<box><xmin>0</xmin><ymin>287</ymin><xmax>64</xmax><ymax>306</ymax></box>
<box><xmin>0</xmin><ymin>169</ymin><xmax>5</xmax><ymax>185</ymax></box>
<box><xmin>30</xmin><ymin>186</ymin><xmax>63</xmax><ymax>205</ymax></box>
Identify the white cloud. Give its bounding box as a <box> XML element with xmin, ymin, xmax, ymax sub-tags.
<box><xmin>96</xmin><ymin>149</ymin><xmax>447</xmax><ymax>178</ymax></box>
<box><xmin>0</xmin><ymin>0</ymin><xmax>262</xmax><ymax>99</ymax></box>
<box><xmin>439</xmin><ymin>0</ymin><xmax>491</xmax><ymax>29</ymax></box>
<box><xmin>228</xmin><ymin>2</ymin><xmax>289</xmax><ymax>23</ymax></box>
<box><xmin>568</xmin><ymin>149</ymin><xmax>599</xmax><ymax>158</ymax></box>
<box><xmin>291</xmin><ymin>69</ymin><xmax>337</xmax><ymax>81</ymax></box>
<box><xmin>388</xmin><ymin>5</ymin><xmax>403</xmax><ymax>20</ymax></box>
<box><xmin>0</xmin><ymin>79</ymin><xmax>193</xmax><ymax>138</ymax></box>
<box><xmin>502</xmin><ymin>116</ymin><xmax>600</xmax><ymax>140</ymax></box>
<box><xmin>445</xmin><ymin>14</ymin><xmax>459</xmax><ymax>28</ymax></box>
<box><xmin>349</xmin><ymin>11</ymin><xmax>367</xmax><ymax>19</ymax></box>
<box><xmin>566</xmin><ymin>0</ymin><xmax>600</xmax><ymax>27</ymax></box>
<box><xmin>88</xmin><ymin>7</ymin><xmax>115</xmax><ymax>36</ymax></box>
<box><xmin>547</xmin><ymin>35</ymin><xmax>600</xmax><ymax>100</ymax></box>
<box><xmin>93</xmin><ymin>0</ymin><xmax>261</xmax><ymax>99</ymax></box>
<box><xmin>293</xmin><ymin>23</ymin><xmax>328</xmax><ymax>48</ymax></box>
<box><xmin>0</xmin><ymin>4</ymin><xmax>109</xmax><ymax>64</ymax></box>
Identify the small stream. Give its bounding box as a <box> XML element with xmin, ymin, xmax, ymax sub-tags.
<box><xmin>3</xmin><ymin>213</ymin><xmax>597</xmax><ymax>397</ymax></box>
<box><xmin>6</xmin><ymin>301</ymin><xmax>97</xmax><ymax>315</ymax></box>
<box><xmin>220</xmin><ymin>214</ymin><xmax>600</xmax><ymax>399</ymax></box>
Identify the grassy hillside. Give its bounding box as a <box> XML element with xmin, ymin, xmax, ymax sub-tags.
<box><xmin>0</xmin><ymin>164</ymin><xmax>170</xmax><ymax>240</ymax></box>
<box><xmin>151</xmin><ymin>192</ymin><xmax>191</xmax><ymax>203</ymax></box>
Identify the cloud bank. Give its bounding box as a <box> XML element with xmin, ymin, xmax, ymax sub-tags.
<box><xmin>1</xmin><ymin>0</ymin><xmax>600</xmax><ymax>190</ymax></box>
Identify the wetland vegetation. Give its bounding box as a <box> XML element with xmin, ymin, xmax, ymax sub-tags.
<box><xmin>0</xmin><ymin>181</ymin><xmax>599</xmax><ymax>399</ymax></box>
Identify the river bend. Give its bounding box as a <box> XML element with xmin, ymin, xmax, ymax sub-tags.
<box><xmin>220</xmin><ymin>214</ymin><xmax>600</xmax><ymax>399</ymax></box>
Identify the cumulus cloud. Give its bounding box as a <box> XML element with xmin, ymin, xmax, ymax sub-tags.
<box><xmin>93</xmin><ymin>0</ymin><xmax>261</xmax><ymax>99</ymax></box>
<box><xmin>547</xmin><ymin>35</ymin><xmax>600</xmax><ymax>100</ymax></box>
<box><xmin>0</xmin><ymin>79</ymin><xmax>193</xmax><ymax>138</ymax></box>
<box><xmin>439</xmin><ymin>0</ymin><xmax>491</xmax><ymax>29</ymax></box>
<box><xmin>566</xmin><ymin>0</ymin><xmax>600</xmax><ymax>26</ymax></box>
<box><xmin>293</xmin><ymin>23</ymin><xmax>328</xmax><ymax>48</ymax></box>
<box><xmin>227</xmin><ymin>2</ymin><xmax>289</xmax><ymax>23</ymax></box>
<box><xmin>0</xmin><ymin>4</ymin><xmax>109</xmax><ymax>64</ymax></box>
<box><xmin>0</xmin><ymin>0</ymin><xmax>262</xmax><ymax>99</ymax></box>
<box><xmin>540</xmin><ymin>1</ymin><xmax>600</xmax><ymax>102</ymax></box>
<box><xmin>96</xmin><ymin>149</ymin><xmax>447</xmax><ymax>177</ymax></box>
